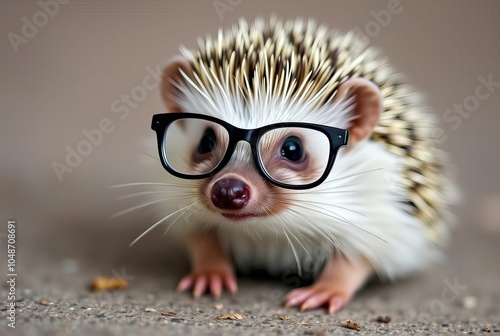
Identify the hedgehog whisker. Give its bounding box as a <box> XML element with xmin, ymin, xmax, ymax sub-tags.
<box><xmin>277</xmin><ymin>211</ymin><xmax>316</xmax><ymax>247</ymax></box>
<box><xmin>294</xmin><ymin>199</ymin><xmax>368</xmax><ymax>218</ymax></box>
<box><xmin>278</xmin><ymin>216</ymin><xmax>311</xmax><ymax>259</ymax></box>
<box><xmin>319</xmin><ymin>168</ymin><xmax>385</xmax><ymax>185</ymax></box>
<box><xmin>249</xmin><ymin>221</ymin><xmax>264</xmax><ymax>241</ymax></box>
<box><xmin>111</xmin><ymin>195</ymin><xmax>195</xmax><ymax>218</ymax></box>
<box><xmin>284</xmin><ymin>207</ymin><xmax>341</xmax><ymax>250</ymax></box>
<box><xmin>288</xmin><ymin>207</ymin><xmax>355</xmax><ymax>260</ymax></box>
<box><xmin>110</xmin><ymin>182</ymin><xmax>198</xmax><ymax>189</ymax></box>
<box><xmin>129</xmin><ymin>201</ymin><xmax>201</xmax><ymax>246</ymax></box>
<box><xmin>132</xmin><ymin>147</ymin><xmax>160</xmax><ymax>162</ymax></box>
<box><xmin>164</xmin><ymin>201</ymin><xmax>203</xmax><ymax>236</ymax></box>
<box><xmin>117</xmin><ymin>190</ymin><xmax>196</xmax><ymax>200</ymax></box>
<box><xmin>277</xmin><ymin>197</ymin><xmax>353</xmax><ymax>226</ymax></box>
<box><xmin>180</xmin><ymin>203</ymin><xmax>208</xmax><ymax>226</ymax></box>
<box><xmin>282</xmin><ymin>199</ymin><xmax>387</xmax><ymax>244</ymax></box>
<box><xmin>280</xmin><ymin>225</ymin><xmax>302</xmax><ymax>276</ymax></box>
<box><xmin>290</xmin><ymin>189</ymin><xmax>360</xmax><ymax>195</ymax></box>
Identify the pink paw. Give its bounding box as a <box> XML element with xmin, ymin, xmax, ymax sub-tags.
<box><xmin>285</xmin><ymin>285</ymin><xmax>350</xmax><ymax>314</ymax></box>
<box><xmin>177</xmin><ymin>271</ymin><xmax>238</xmax><ymax>298</ymax></box>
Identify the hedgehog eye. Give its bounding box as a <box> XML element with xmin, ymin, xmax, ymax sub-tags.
<box><xmin>280</xmin><ymin>136</ymin><xmax>304</xmax><ymax>162</ymax></box>
<box><xmin>197</xmin><ymin>127</ymin><xmax>217</xmax><ymax>154</ymax></box>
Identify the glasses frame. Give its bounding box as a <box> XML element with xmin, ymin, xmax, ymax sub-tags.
<box><xmin>151</xmin><ymin>112</ymin><xmax>349</xmax><ymax>190</ymax></box>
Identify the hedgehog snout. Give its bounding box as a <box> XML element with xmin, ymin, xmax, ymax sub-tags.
<box><xmin>210</xmin><ymin>177</ymin><xmax>250</xmax><ymax>210</ymax></box>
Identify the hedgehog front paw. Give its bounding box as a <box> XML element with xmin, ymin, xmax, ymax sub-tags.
<box><xmin>177</xmin><ymin>270</ymin><xmax>238</xmax><ymax>298</ymax></box>
<box><xmin>285</xmin><ymin>256</ymin><xmax>372</xmax><ymax>314</ymax></box>
<box><xmin>285</xmin><ymin>284</ymin><xmax>351</xmax><ymax>314</ymax></box>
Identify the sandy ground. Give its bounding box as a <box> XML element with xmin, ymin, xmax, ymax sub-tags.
<box><xmin>1</xmin><ymin>216</ymin><xmax>499</xmax><ymax>336</ymax></box>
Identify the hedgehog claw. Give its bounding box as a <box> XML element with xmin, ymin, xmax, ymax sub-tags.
<box><xmin>177</xmin><ymin>271</ymin><xmax>237</xmax><ymax>298</ymax></box>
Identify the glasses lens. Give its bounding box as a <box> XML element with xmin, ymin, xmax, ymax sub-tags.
<box><xmin>257</xmin><ymin>127</ymin><xmax>331</xmax><ymax>186</ymax></box>
<box><xmin>162</xmin><ymin>118</ymin><xmax>230</xmax><ymax>176</ymax></box>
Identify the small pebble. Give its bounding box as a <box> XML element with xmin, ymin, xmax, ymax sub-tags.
<box><xmin>39</xmin><ymin>300</ymin><xmax>49</xmax><ymax>306</ymax></box>
<box><xmin>377</xmin><ymin>315</ymin><xmax>392</xmax><ymax>323</ymax></box>
<box><xmin>213</xmin><ymin>303</ymin><xmax>224</xmax><ymax>310</ymax></box>
<box><xmin>462</xmin><ymin>296</ymin><xmax>477</xmax><ymax>309</ymax></box>
<box><xmin>144</xmin><ymin>307</ymin><xmax>157</xmax><ymax>313</ymax></box>
<box><xmin>482</xmin><ymin>327</ymin><xmax>491</xmax><ymax>332</ymax></box>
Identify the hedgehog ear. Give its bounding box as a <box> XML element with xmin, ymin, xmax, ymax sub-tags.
<box><xmin>335</xmin><ymin>78</ymin><xmax>382</xmax><ymax>146</ymax></box>
<box><xmin>161</xmin><ymin>55</ymin><xmax>193</xmax><ymax>113</ymax></box>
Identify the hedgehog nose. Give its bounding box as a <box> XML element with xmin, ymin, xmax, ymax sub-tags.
<box><xmin>211</xmin><ymin>178</ymin><xmax>250</xmax><ymax>210</ymax></box>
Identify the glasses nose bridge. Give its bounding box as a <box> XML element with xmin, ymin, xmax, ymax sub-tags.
<box><xmin>226</xmin><ymin>127</ymin><xmax>258</xmax><ymax>165</ymax></box>
<box><xmin>232</xmin><ymin>127</ymin><xmax>255</xmax><ymax>145</ymax></box>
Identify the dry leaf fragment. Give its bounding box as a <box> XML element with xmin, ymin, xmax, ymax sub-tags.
<box><xmin>39</xmin><ymin>300</ymin><xmax>49</xmax><ymax>306</ymax></box>
<box><xmin>161</xmin><ymin>311</ymin><xmax>177</xmax><ymax>316</ymax></box>
<box><xmin>276</xmin><ymin>314</ymin><xmax>289</xmax><ymax>320</ymax></box>
<box><xmin>216</xmin><ymin>313</ymin><xmax>244</xmax><ymax>320</ymax></box>
<box><xmin>345</xmin><ymin>320</ymin><xmax>362</xmax><ymax>331</ymax></box>
<box><xmin>483</xmin><ymin>327</ymin><xmax>491</xmax><ymax>332</ymax></box>
<box><xmin>91</xmin><ymin>276</ymin><xmax>128</xmax><ymax>291</ymax></box>
<box><xmin>376</xmin><ymin>315</ymin><xmax>391</xmax><ymax>323</ymax></box>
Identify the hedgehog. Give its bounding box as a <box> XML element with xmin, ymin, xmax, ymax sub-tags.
<box><xmin>142</xmin><ymin>17</ymin><xmax>456</xmax><ymax>313</ymax></box>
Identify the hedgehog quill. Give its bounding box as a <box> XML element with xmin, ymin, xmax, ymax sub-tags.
<box><xmin>145</xmin><ymin>17</ymin><xmax>456</xmax><ymax>313</ymax></box>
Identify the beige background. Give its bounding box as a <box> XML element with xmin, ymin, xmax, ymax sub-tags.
<box><xmin>0</xmin><ymin>0</ymin><xmax>499</xmax><ymax>298</ymax></box>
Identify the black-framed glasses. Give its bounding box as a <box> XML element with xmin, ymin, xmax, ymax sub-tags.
<box><xmin>151</xmin><ymin>113</ymin><xmax>349</xmax><ymax>190</ymax></box>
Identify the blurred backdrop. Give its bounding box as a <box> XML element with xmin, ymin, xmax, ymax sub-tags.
<box><xmin>0</xmin><ymin>0</ymin><xmax>499</xmax><ymax>296</ymax></box>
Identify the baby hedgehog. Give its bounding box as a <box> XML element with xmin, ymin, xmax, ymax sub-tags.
<box><xmin>151</xmin><ymin>17</ymin><xmax>455</xmax><ymax>313</ymax></box>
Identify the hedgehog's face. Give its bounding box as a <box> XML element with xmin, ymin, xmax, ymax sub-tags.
<box><xmin>159</xmin><ymin>56</ymin><xmax>382</xmax><ymax>224</ymax></box>
<box><xmin>160</xmin><ymin>116</ymin><xmax>333</xmax><ymax>221</ymax></box>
